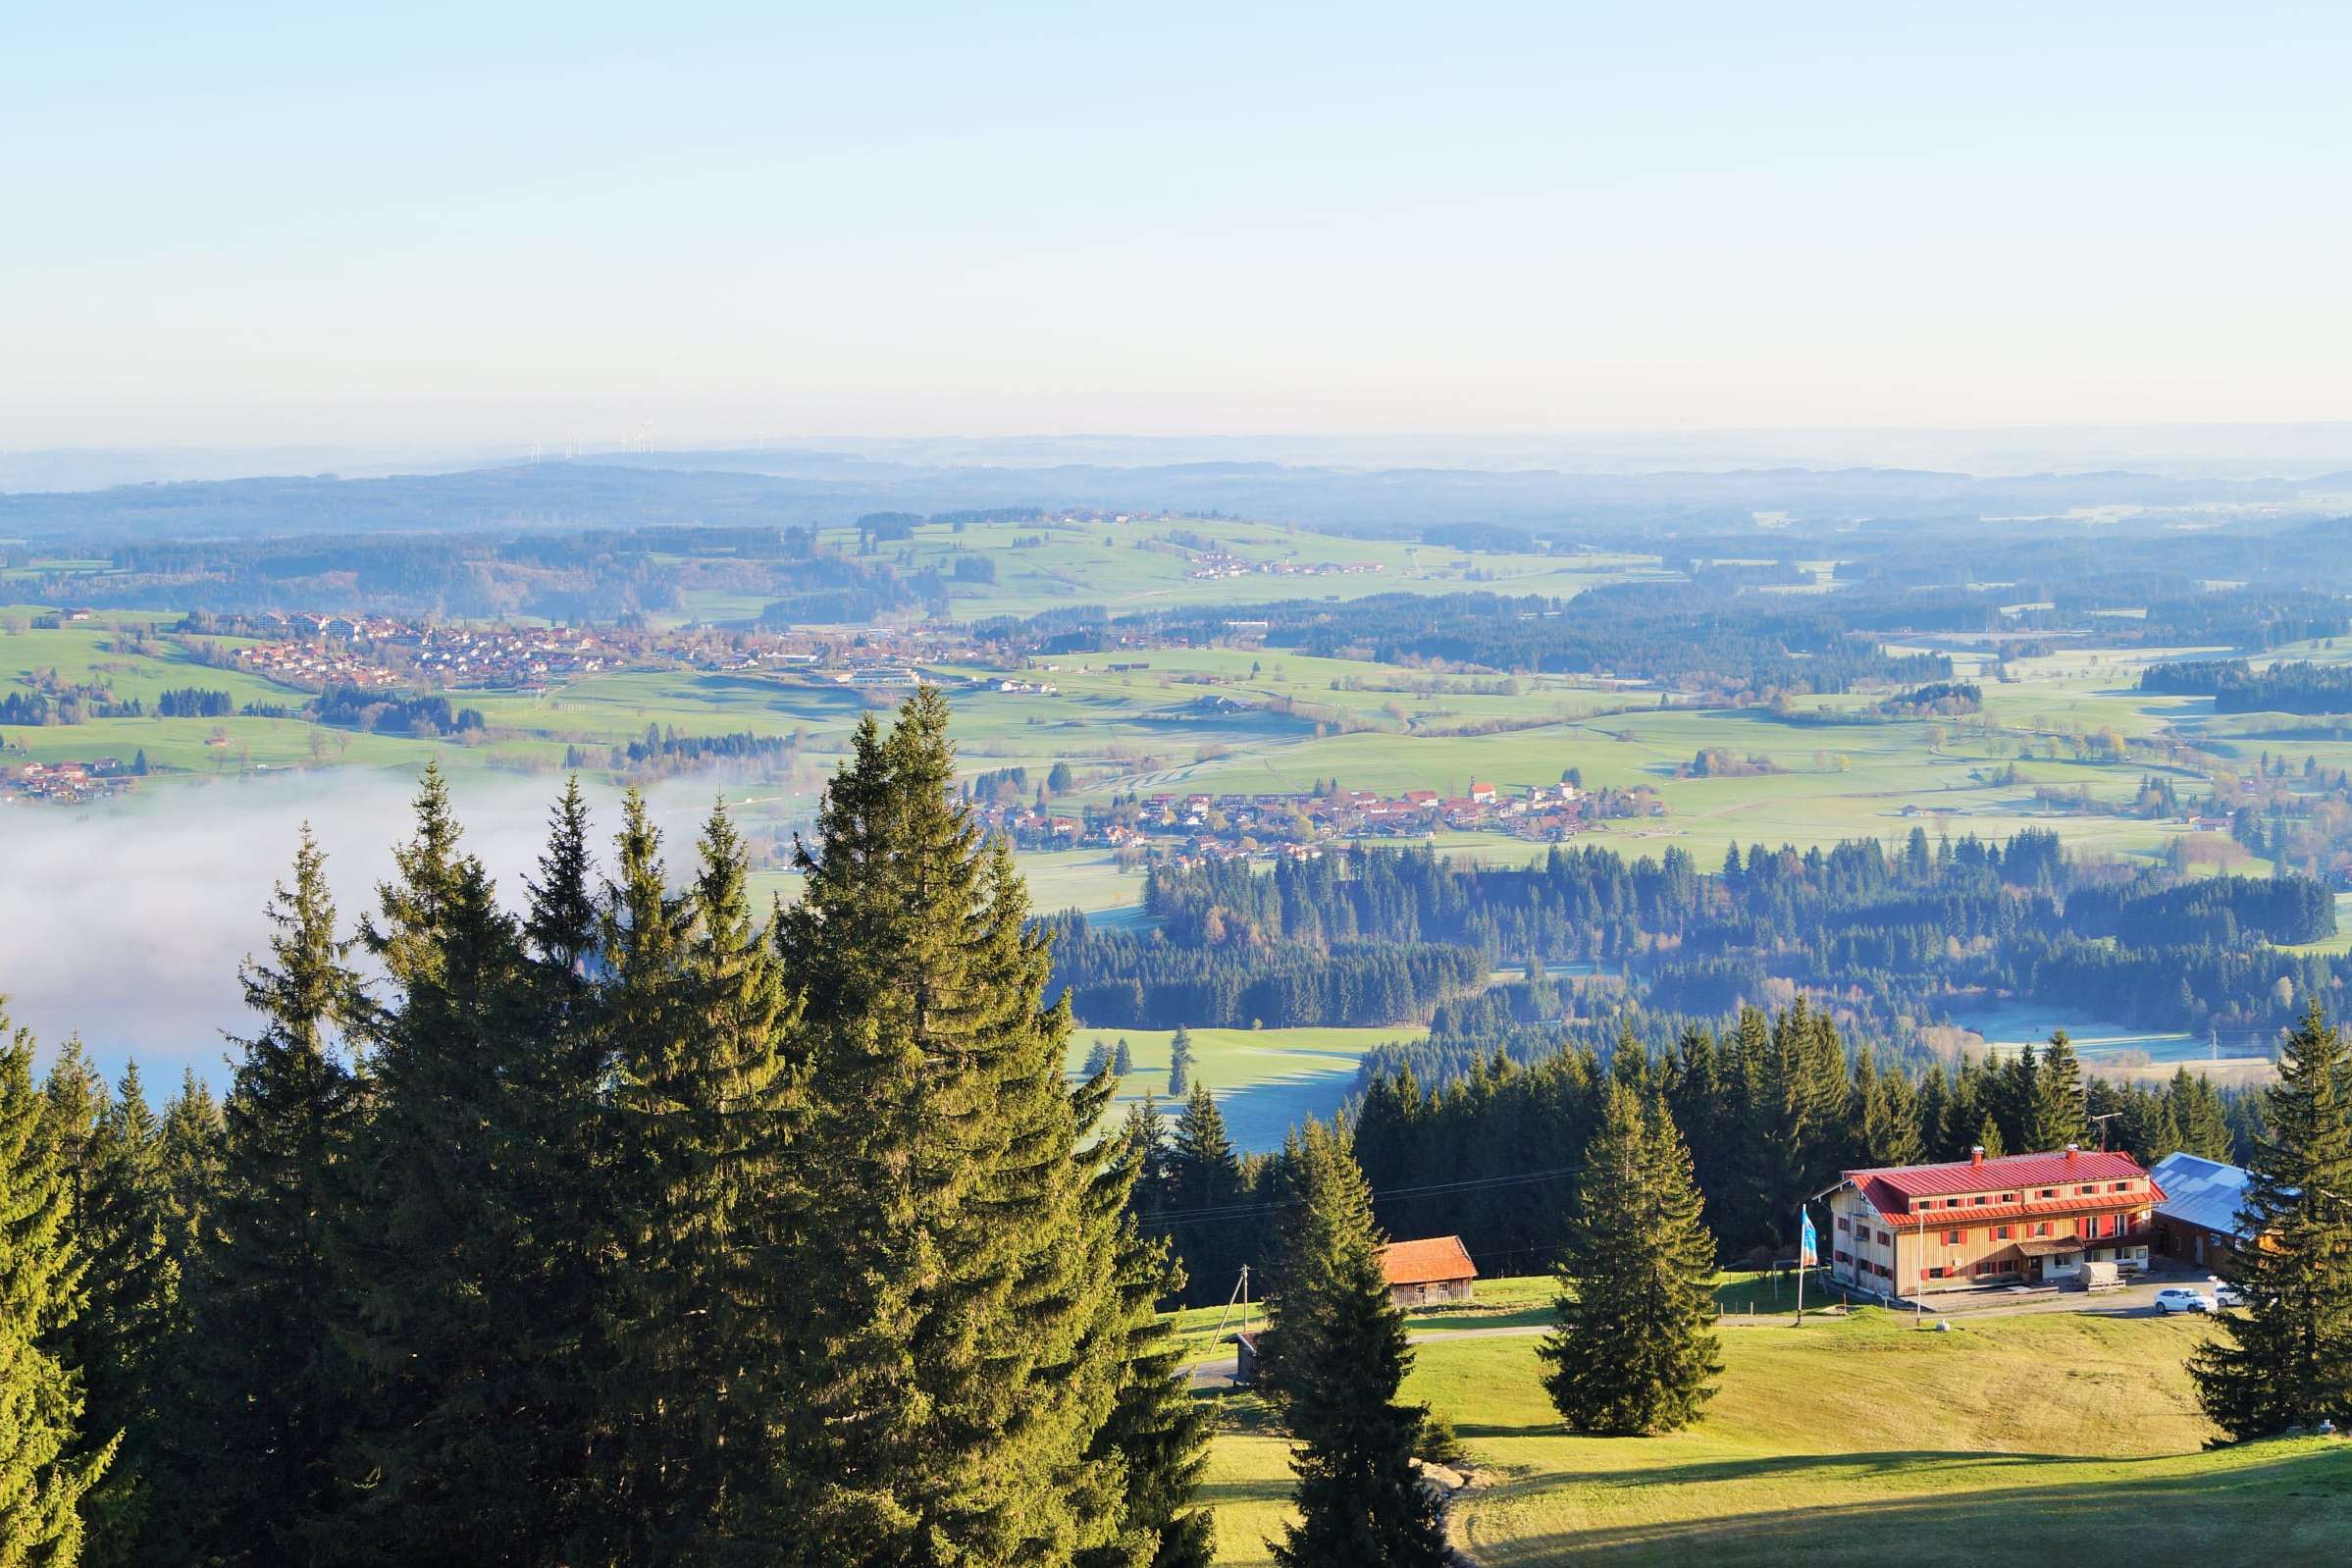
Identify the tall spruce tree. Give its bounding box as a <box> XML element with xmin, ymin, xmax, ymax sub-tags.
<box><xmin>1073</xmin><ymin>1054</ymin><xmax>1210</xmax><ymax>1568</ymax></box>
<box><xmin>177</xmin><ymin>827</ymin><xmax>364</xmax><ymax>1565</ymax></box>
<box><xmin>2173</xmin><ymin>1068</ymin><xmax>2235</xmax><ymax>1162</ymax></box>
<box><xmin>1854</xmin><ymin>1045</ymin><xmax>1924</xmax><ymax>1168</ymax></box>
<box><xmin>1266</xmin><ymin>1122</ymin><xmax>1446</xmax><ymax>1568</ymax></box>
<box><xmin>775</xmin><ymin>691</ymin><xmax>1128</xmax><ymax>1565</ymax></box>
<box><xmin>0</xmin><ymin>1011</ymin><xmax>110</xmax><ymax>1567</ymax></box>
<box><xmin>1539</xmin><ymin>1082</ymin><xmax>1721</xmax><ymax>1436</ymax></box>
<box><xmin>337</xmin><ymin>763</ymin><xmax>564</xmax><ymax>1561</ymax></box>
<box><xmin>601</xmin><ymin>796</ymin><xmax>802</xmax><ymax>1560</ymax></box>
<box><xmin>74</xmin><ymin>1064</ymin><xmax>181</xmax><ymax>1566</ymax></box>
<box><xmin>2193</xmin><ymin>999</ymin><xmax>2352</xmax><ymax>1437</ymax></box>
<box><xmin>2028</xmin><ymin>1031</ymin><xmax>2089</xmax><ymax>1151</ymax></box>
<box><xmin>1169</xmin><ymin>1083</ymin><xmax>1245</xmax><ymax>1305</ymax></box>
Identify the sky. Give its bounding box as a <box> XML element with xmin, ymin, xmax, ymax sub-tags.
<box><xmin>8</xmin><ymin>2</ymin><xmax>2352</xmax><ymax>450</ymax></box>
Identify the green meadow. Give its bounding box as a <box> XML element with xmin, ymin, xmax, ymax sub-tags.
<box><xmin>1063</xmin><ymin>1024</ymin><xmax>1422</xmax><ymax>1152</ymax></box>
<box><xmin>1200</xmin><ymin>1308</ymin><xmax>2352</xmax><ymax>1566</ymax></box>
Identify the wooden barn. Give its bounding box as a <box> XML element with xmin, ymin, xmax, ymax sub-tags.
<box><xmin>1380</xmin><ymin>1235</ymin><xmax>1478</xmax><ymax>1308</ymax></box>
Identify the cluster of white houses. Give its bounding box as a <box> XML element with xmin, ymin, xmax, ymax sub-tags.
<box><xmin>1826</xmin><ymin>1144</ymin><xmax>2263</xmax><ymax>1298</ymax></box>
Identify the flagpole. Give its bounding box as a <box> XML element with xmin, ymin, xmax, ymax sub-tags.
<box><xmin>1796</xmin><ymin>1203</ymin><xmax>1807</xmax><ymax>1324</ymax></box>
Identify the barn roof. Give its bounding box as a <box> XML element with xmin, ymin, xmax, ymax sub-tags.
<box><xmin>1380</xmin><ymin>1235</ymin><xmax>1477</xmax><ymax>1286</ymax></box>
<box><xmin>2150</xmin><ymin>1151</ymin><xmax>2258</xmax><ymax>1238</ymax></box>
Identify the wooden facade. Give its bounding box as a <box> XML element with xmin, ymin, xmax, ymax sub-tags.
<box><xmin>1827</xmin><ymin>1146</ymin><xmax>2160</xmax><ymax>1298</ymax></box>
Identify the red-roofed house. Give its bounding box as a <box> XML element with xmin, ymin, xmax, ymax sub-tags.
<box><xmin>1827</xmin><ymin>1145</ymin><xmax>2161</xmax><ymax>1297</ymax></box>
<box><xmin>1380</xmin><ymin>1235</ymin><xmax>1478</xmax><ymax>1307</ymax></box>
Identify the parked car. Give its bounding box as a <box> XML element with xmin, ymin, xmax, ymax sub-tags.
<box><xmin>2156</xmin><ymin>1287</ymin><xmax>2215</xmax><ymax>1314</ymax></box>
<box><xmin>2209</xmin><ymin>1281</ymin><xmax>2246</xmax><ymax>1308</ymax></box>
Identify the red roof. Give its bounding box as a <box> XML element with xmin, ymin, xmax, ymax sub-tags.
<box><xmin>1845</xmin><ymin>1148</ymin><xmax>2160</xmax><ymax>1219</ymax></box>
<box><xmin>1380</xmin><ymin>1235</ymin><xmax>1477</xmax><ymax>1286</ymax></box>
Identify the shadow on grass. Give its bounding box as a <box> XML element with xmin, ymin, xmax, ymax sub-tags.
<box><xmin>1466</xmin><ymin>1442</ymin><xmax>2352</xmax><ymax>1567</ymax></box>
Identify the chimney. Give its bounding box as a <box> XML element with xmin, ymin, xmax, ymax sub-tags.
<box><xmin>2065</xmin><ymin>1143</ymin><xmax>2080</xmax><ymax>1161</ymax></box>
<box><xmin>1970</xmin><ymin>1146</ymin><xmax>1985</xmax><ymax>1166</ymax></box>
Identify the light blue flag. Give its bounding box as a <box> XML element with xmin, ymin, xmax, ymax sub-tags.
<box><xmin>1799</xmin><ymin>1206</ymin><xmax>1819</xmax><ymax>1267</ymax></box>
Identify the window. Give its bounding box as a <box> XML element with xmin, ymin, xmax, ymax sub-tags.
<box><xmin>1835</xmin><ymin>1249</ymin><xmax>1852</xmax><ymax>1265</ymax></box>
<box><xmin>1994</xmin><ymin>1225</ymin><xmax>2012</xmax><ymax>1240</ymax></box>
<box><xmin>1879</xmin><ymin>1229</ymin><xmax>1893</xmax><ymax>1246</ymax></box>
<box><xmin>2034</xmin><ymin>1222</ymin><xmax>2052</xmax><ymax>1237</ymax></box>
<box><xmin>1943</xmin><ymin>1229</ymin><xmax>1962</xmax><ymax>1244</ymax></box>
<box><xmin>1837</xmin><ymin>1217</ymin><xmax>1850</xmax><ymax>1232</ymax></box>
<box><xmin>2078</xmin><ymin>1184</ymin><xmax>2096</xmax><ymax>1195</ymax></box>
<box><xmin>1971</xmin><ymin>1194</ymin><xmax>1988</xmax><ymax>1205</ymax></box>
<box><xmin>2038</xmin><ymin>1187</ymin><xmax>2056</xmax><ymax>1198</ymax></box>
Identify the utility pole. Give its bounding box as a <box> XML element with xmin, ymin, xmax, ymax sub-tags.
<box><xmin>2088</xmin><ymin>1111</ymin><xmax>2123</xmax><ymax>1152</ymax></box>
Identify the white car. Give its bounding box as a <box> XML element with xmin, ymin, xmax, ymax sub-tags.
<box><xmin>2156</xmin><ymin>1287</ymin><xmax>2215</xmax><ymax>1314</ymax></box>
<box><xmin>2209</xmin><ymin>1281</ymin><xmax>2246</xmax><ymax>1309</ymax></box>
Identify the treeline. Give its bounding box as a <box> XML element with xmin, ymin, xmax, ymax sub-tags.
<box><xmin>1044</xmin><ymin>913</ymin><xmax>1487</xmax><ymax>1028</ymax></box>
<box><xmin>1129</xmin><ymin>832</ymin><xmax>2338</xmax><ymax>1045</ymax></box>
<box><xmin>619</xmin><ymin>726</ymin><xmax>792</xmax><ymax>768</ymax></box>
<box><xmin>0</xmin><ymin>695</ymin><xmax>1213</xmax><ymax>1567</ymax></box>
<box><xmin>1040</xmin><ymin>582</ymin><xmax>1953</xmax><ymax>698</ymax></box>
<box><xmin>155</xmin><ymin>686</ymin><xmax>234</xmax><ymax>717</ymax></box>
<box><xmin>2140</xmin><ymin>658</ymin><xmax>2352</xmax><ymax>715</ymax></box>
<box><xmin>312</xmin><ymin>686</ymin><xmax>486</xmax><ymax>734</ymax></box>
<box><xmin>12</xmin><ymin>522</ymin><xmax>959</xmax><ymax>626</ymax></box>
<box><xmin>1141</xmin><ymin>999</ymin><xmax>2250</xmax><ymax>1304</ymax></box>
<box><xmin>1879</xmin><ymin>680</ymin><xmax>1981</xmax><ymax>716</ymax></box>
<box><xmin>1351</xmin><ymin>1008</ymin><xmax>2246</xmax><ymax>1276</ymax></box>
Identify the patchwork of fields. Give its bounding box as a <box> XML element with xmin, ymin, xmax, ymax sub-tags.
<box><xmin>9</xmin><ymin>534</ymin><xmax>2348</xmax><ymax>1114</ymax></box>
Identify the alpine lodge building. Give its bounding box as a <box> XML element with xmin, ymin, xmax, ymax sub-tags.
<box><xmin>1826</xmin><ymin>1145</ymin><xmax>2162</xmax><ymax>1298</ymax></box>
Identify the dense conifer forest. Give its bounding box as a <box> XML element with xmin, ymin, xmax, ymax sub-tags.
<box><xmin>1062</xmin><ymin>832</ymin><xmax>2337</xmax><ymax>1056</ymax></box>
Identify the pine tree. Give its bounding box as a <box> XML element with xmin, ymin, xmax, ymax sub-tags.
<box><xmin>2028</xmin><ymin>1031</ymin><xmax>2088</xmax><ymax>1151</ymax></box>
<box><xmin>1085</xmin><ymin>1039</ymin><xmax>1114</xmax><ymax>1078</ymax></box>
<box><xmin>508</xmin><ymin>776</ymin><xmax>611</xmax><ymax>1558</ymax></box>
<box><xmin>0</xmin><ymin>1011</ymin><xmax>110</xmax><ymax>1567</ymax></box>
<box><xmin>2173</xmin><ymin>1069</ymin><xmax>2235</xmax><ymax>1162</ymax></box>
<box><xmin>1169</xmin><ymin>1023</ymin><xmax>1195</xmax><ymax>1097</ymax></box>
<box><xmin>1973</xmin><ymin>1112</ymin><xmax>2006</xmax><ymax>1159</ymax></box>
<box><xmin>336</xmin><ymin>764</ymin><xmax>568</xmax><ymax>1561</ymax></box>
<box><xmin>590</xmin><ymin>792</ymin><xmax>805</xmax><ymax>1561</ymax></box>
<box><xmin>1539</xmin><ymin>1082</ymin><xmax>1722</xmax><ymax>1436</ymax></box>
<box><xmin>154</xmin><ymin>1071</ymin><xmax>223</xmax><ymax>1303</ymax></box>
<box><xmin>774</xmin><ymin>691</ymin><xmax>1128</xmax><ymax>1564</ymax></box>
<box><xmin>1994</xmin><ymin>1041</ymin><xmax>2040</xmax><ymax>1153</ymax></box>
<box><xmin>1113</xmin><ymin>1038</ymin><xmax>1134</xmax><ymax>1076</ymax></box>
<box><xmin>1075</xmin><ymin>1065</ymin><xmax>1211</xmax><ymax>1568</ymax></box>
<box><xmin>177</xmin><ymin>826</ymin><xmax>364</xmax><ymax>1564</ymax></box>
<box><xmin>1169</xmin><ymin>1083</ymin><xmax>1244</xmax><ymax>1305</ymax></box>
<box><xmin>2193</xmin><ymin>999</ymin><xmax>2352</xmax><ymax>1437</ymax></box>
<box><xmin>1854</xmin><ymin>1046</ymin><xmax>1923</xmax><ymax>1168</ymax></box>
<box><xmin>1266</xmin><ymin>1122</ymin><xmax>1446</xmax><ymax>1568</ymax></box>
<box><xmin>74</xmin><ymin>1064</ymin><xmax>181</xmax><ymax>1566</ymax></box>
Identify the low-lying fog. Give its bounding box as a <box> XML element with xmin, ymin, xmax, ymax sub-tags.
<box><xmin>0</xmin><ymin>770</ymin><xmax>776</xmax><ymax>1088</ymax></box>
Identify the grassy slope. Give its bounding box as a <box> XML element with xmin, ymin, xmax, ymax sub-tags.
<box><xmin>1062</xmin><ymin>1023</ymin><xmax>1422</xmax><ymax>1153</ymax></box>
<box><xmin>1203</xmin><ymin>1309</ymin><xmax>2352</xmax><ymax>1567</ymax></box>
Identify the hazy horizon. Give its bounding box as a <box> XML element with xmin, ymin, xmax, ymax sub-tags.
<box><xmin>17</xmin><ymin>420</ymin><xmax>2352</xmax><ymax>496</ymax></box>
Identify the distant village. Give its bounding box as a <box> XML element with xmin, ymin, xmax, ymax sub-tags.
<box><xmin>968</xmin><ymin>776</ymin><xmax>1665</xmax><ymax>861</ymax></box>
